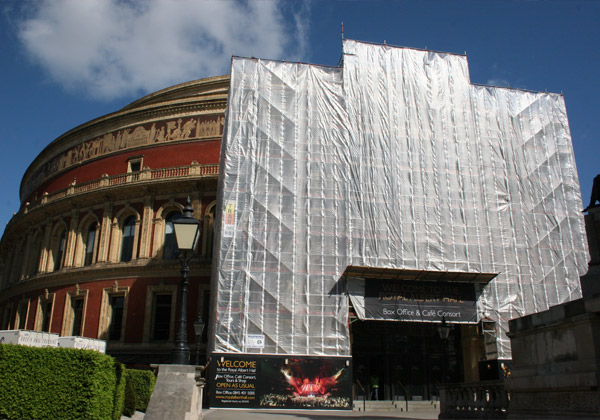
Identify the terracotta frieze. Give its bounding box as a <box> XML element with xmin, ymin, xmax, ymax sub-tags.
<box><xmin>23</xmin><ymin>115</ymin><xmax>224</xmax><ymax>199</ymax></box>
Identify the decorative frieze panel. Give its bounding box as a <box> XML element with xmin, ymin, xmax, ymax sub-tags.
<box><xmin>23</xmin><ymin>115</ymin><xmax>225</xmax><ymax>199</ymax></box>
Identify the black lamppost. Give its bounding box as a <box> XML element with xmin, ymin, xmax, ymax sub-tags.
<box><xmin>438</xmin><ymin>317</ymin><xmax>452</xmax><ymax>383</ymax></box>
<box><xmin>171</xmin><ymin>198</ymin><xmax>201</xmax><ymax>365</ymax></box>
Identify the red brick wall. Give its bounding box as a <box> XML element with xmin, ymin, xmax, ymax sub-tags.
<box><xmin>29</xmin><ymin>140</ymin><xmax>221</xmax><ymax>201</ymax></box>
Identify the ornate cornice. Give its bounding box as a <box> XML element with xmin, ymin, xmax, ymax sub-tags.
<box><xmin>122</xmin><ymin>75</ymin><xmax>230</xmax><ymax>110</ymax></box>
<box><xmin>0</xmin><ymin>258</ymin><xmax>212</xmax><ymax>302</ymax></box>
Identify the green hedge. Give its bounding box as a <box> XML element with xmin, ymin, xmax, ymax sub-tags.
<box><xmin>124</xmin><ymin>369</ymin><xmax>156</xmax><ymax>412</ymax></box>
<box><xmin>112</xmin><ymin>362</ymin><xmax>126</xmax><ymax>420</ymax></box>
<box><xmin>123</xmin><ymin>376</ymin><xmax>137</xmax><ymax>417</ymax></box>
<box><xmin>0</xmin><ymin>343</ymin><xmax>124</xmax><ymax>420</ymax></box>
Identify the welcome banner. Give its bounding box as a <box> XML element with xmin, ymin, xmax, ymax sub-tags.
<box><xmin>209</xmin><ymin>354</ymin><xmax>352</xmax><ymax>410</ymax></box>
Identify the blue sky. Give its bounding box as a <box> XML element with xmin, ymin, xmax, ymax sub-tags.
<box><xmin>0</xmin><ymin>0</ymin><xmax>598</xmax><ymax>238</ymax></box>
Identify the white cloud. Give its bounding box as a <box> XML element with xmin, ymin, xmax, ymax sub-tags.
<box><xmin>486</xmin><ymin>78</ymin><xmax>510</xmax><ymax>87</ymax></box>
<box><xmin>486</xmin><ymin>63</ymin><xmax>511</xmax><ymax>88</ymax></box>
<box><xmin>16</xmin><ymin>0</ymin><xmax>309</xmax><ymax>100</ymax></box>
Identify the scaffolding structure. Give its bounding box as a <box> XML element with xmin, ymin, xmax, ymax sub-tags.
<box><xmin>210</xmin><ymin>40</ymin><xmax>589</xmax><ymax>360</ymax></box>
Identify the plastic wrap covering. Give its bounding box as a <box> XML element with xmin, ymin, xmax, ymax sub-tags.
<box><xmin>342</xmin><ymin>40</ymin><xmax>588</xmax><ymax>358</ymax></box>
<box><xmin>212</xmin><ymin>58</ymin><xmax>352</xmax><ymax>355</ymax></box>
<box><xmin>212</xmin><ymin>40</ymin><xmax>589</xmax><ymax>359</ymax></box>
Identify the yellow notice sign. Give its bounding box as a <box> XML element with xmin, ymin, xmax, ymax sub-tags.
<box><xmin>224</xmin><ymin>201</ymin><xmax>236</xmax><ymax>237</ymax></box>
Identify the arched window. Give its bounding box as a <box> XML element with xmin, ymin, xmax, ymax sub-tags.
<box><xmin>120</xmin><ymin>216</ymin><xmax>136</xmax><ymax>262</ymax></box>
<box><xmin>163</xmin><ymin>211</ymin><xmax>181</xmax><ymax>259</ymax></box>
<box><xmin>84</xmin><ymin>223</ymin><xmax>98</xmax><ymax>266</ymax></box>
<box><xmin>54</xmin><ymin>230</ymin><xmax>67</xmax><ymax>271</ymax></box>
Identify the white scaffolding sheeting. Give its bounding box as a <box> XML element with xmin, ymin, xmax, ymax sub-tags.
<box><xmin>211</xmin><ymin>40</ymin><xmax>589</xmax><ymax>359</ymax></box>
<box><xmin>211</xmin><ymin>58</ymin><xmax>352</xmax><ymax>355</ymax></box>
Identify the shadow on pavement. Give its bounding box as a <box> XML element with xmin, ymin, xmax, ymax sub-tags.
<box><xmin>202</xmin><ymin>408</ymin><xmax>438</xmax><ymax>420</ymax></box>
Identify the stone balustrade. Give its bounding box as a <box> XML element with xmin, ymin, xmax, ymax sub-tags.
<box><xmin>23</xmin><ymin>163</ymin><xmax>219</xmax><ymax>214</ymax></box>
<box><xmin>439</xmin><ymin>380</ymin><xmax>509</xmax><ymax>419</ymax></box>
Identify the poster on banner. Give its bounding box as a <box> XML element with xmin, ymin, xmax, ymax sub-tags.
<box><xmin>209</xmin><ymin>354</ymin><xmax>352</xmax><ymax>410</ymax></box>
<box><xmin>223</xmin><ymin>201</ymin><xmax>236</xmax><ymax>237</ymax></box>
<box><xmin>364</xmin><ymin>279</ymin><xmax>478</xmax><ymax>323</ymax></box>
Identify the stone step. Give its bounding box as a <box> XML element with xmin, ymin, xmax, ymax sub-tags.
<box><xmin>353</xmin><ymin>400</ymin><xmax>440</xmax><ymax>412</ymax></box>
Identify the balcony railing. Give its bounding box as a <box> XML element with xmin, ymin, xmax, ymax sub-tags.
<box><xmin>22</xmin><ymin>162</ymin><xmax>219</xmax><ymax>214</ymax></box>
<box><xmin>439</xmin><ymin>380</ymin><xmax>509</xmax><ymax>419</ymax></box>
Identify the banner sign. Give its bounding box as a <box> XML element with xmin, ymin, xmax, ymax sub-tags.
<box><xmin>209</xmin><ymin>354</ymin><xmax>352</xmax><ymax>410</ymax></box>
<box><xmin>223</xmin><ymin>201</ymin><xmax>236</xmax><ymax>237</ymax></box>
<box><xmin>364</xmin><ymin>279</ymin><xmax>477</xmax><ymax>323</ymax></box>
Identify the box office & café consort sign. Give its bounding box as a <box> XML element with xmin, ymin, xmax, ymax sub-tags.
<box><xmin>363</xmin><ymin>278</ymin><xmax>478</xmax><ymax>323</ymax></box>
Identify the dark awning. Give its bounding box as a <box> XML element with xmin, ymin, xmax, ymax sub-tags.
<box><xmin>343</xmin><ymin>265</ymin><xmax>497</xmax><ymax>285</ymax></box>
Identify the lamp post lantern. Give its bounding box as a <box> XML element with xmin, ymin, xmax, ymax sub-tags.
<box><xmin>437</xmin><ymin>316</ymin><xmax>451</xmax><ymax>341</ymax></box>
<box><xmin>171</xmin><ymin>197</ymin><xmax>201</xmax><ymax>365</ymax></box>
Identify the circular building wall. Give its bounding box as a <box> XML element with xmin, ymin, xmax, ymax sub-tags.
<box><xmin>0</xmin><ymin>75</ymin><xmax>228</xmax><ymax>364</ymax></box>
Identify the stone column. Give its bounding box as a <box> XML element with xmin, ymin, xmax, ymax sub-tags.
<box><xmin>38</xmin><ymin>220</ymin><xmax>53</xmax><ymax>273</ymax></box>
<box><xmin>151</xmin><ymin>215</ymin><xmax>163</xmax><ymax>259</ymax></box>
<box><xmin>132</xmin><ymin>217</ymin><xmax>141</xmax><ymax>260</ymax></box>
<box><xmin>63</xmin><ymin>209</ymin><xmax>79</xmax><ymax>268</ymax></box>
<box><xmin>97</xmin><ymin>201</ymin><xmax>112</xmax><ymax>263</ymax></box>
<box><xmin>108</xmin><ymin>219</ymin><xmax>120</xmax><ymax>263</ymax></box>
<box><xmin>138</xmin><ymin>195</ymin><xmax>154</xmax><ymax>259</ymax></box>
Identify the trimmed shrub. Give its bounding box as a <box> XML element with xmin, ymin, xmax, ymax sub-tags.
<box><xmin>122</xmin><ymin>377</ymin><xmax>137</xmax><ymax>417</ymax></box>
<box><xmin>124</xmin><ymin>368</ymin><xmax>156</xmax><ymax>412</ymax></box>
<box><xmin>112</xmin><ymin>361</ymin><xmax>126</xmax><ymax>420</ymax></box>
<box><xmin>0</xmin><ymin>343</ymin><xmax>124</xmax><ymax>420</ymax></box>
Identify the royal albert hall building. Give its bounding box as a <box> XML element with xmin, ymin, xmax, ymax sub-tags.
<box><xmin>0</xmin><ymin>75</ymin><xmax>229</xmax><ymax>365</ymax></box>
<box><xmin>0</xmin><ymin>40</ymin><xmax>590</xmax><ymax>409</ymax></box>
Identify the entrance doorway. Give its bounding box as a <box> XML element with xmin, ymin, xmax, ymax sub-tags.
<box><xmin>351</xmin><ymin>320</ymin><xmax>477</xmax><ymax>401</ymax></box>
